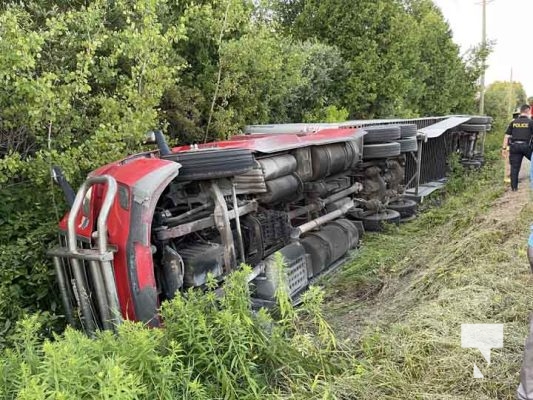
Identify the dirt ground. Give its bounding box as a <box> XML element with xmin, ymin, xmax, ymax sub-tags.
<box><xmin>491</xmin><ymin>162</ymin><xmax>530</xmax><ymax>224</ymax></box>
<box><xmin>324</xmin><ymin>161</ymin><xmax>533</xmax><ymax>399</ymax></box>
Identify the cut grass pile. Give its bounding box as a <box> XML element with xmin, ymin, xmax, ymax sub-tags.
<box><xmin>323</xmin><ymin>133</ymin><xmax>533</xmax><ymax>399</ymax></box>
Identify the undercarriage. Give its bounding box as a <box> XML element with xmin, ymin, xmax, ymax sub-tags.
<box><xmin>48</xmin><ymin>115</ymin><xmax>492</xmax><ymax>333</ymax></box>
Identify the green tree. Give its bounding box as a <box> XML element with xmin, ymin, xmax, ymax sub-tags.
<box><xmin>162</xmin><ymin>0</ymin><xmax>258</xmax><ymax>143</ymax></box>
<box><xmin>160</xmin><ymin>0</ymin><xmax>350</xmax><ymax>141</ymax></box>
<box><xmin>484</xmin><ymin>81</ymin><xmax>527</xmax><ymax>124</ymax></box>
<box><xmin>210</xmin><ymin>29</ymin><xmax>306</xmax><ymax>136</ymax></box>
<box><xmin>277</xmin><ymin>0</ymin><xmax>480</xmax><ymax>118</ymax></box>
<box><xmin>406</xmin><ymin>0</ymin><xmax>478</xmax><ymax>115</ymax></box>
<box><xmin>286</xmin><ymin>41</ymin><xmax>350</xmax><ymax>122</ymax></box>
<box><xmin>282</xmin><ymin>0</ymin><xmax>422</xmax><ymax>118</ymax></box>
<box><xmin>0</xmin><ymin>0</ymin><xmax>184</xmax><ymax>336</ymax></box>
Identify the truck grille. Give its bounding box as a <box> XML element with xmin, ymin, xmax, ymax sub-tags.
<box><xmin>56</xmin><ymin>234</ymin><xmax>102</xmax><ymax>330</ymax></box>
<box><xmin>51</xmin><ymin>233</ymin><xmax>117</xmax><ymax>332</ymax></box>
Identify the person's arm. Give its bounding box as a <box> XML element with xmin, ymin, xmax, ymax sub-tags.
<box><xmin>503</xmin><ymin>136</ymin><xmax>510</xmax><ymax>149</ymax></box>
<box><xmin>503</xmin><ymin>122</ymin><xmax>512</xmax><ymax>151</ymax></box>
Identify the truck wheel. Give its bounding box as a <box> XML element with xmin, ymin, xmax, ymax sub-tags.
<box><xmin>387</xmin><ymin>198</ymin><xmax>417</xmax><ymax>218</ymax></box>
<box><xmin>363</xmin><ymin>126</ymin><xmax>401</xmax><ymax>144</ymax></box>
<box><xmin>461</xmin><ymin>160</ymin><xmax>482</xmax><ymax>169</ymax></box>
<box><xmin>164</xmin><ymin>148</ymin><xmax>256</xmax><ymax>181</ymax></box>
<box><xmin>359</xmin><ymin>209</ymin><xmax>400</xmax><ymax>232</ymax></box>
<box><xmin>459</xmin><ymin>124</ymin><xmax>486</xmax><ymax>132</ymax></box>
<box><xmin>467</xmin><ymin>116</ymin><xmax>491</xmax><ymax>124</ymax></box>
<box><xmin>400</xmin><ymin>124</ymin><xmax>417</xmax><ymax>138</ymax></box>
<box><xmin>363</xmin><ymin>142</ymin><xmax>401</xmax><ymax>160</ymax></box>
<box><xmin>397</xmin><ymin>137</ymin><xmax>418</xmax><ymax>153</ymax></box>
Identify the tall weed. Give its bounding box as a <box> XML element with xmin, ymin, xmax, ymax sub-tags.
<box><xmin>0</xmin><ymin>265</ymin><xmax>350</xmax><ymax>399</ymax></box>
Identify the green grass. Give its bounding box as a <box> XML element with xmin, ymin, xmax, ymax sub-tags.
<box><xmin>322</xmin><ymin>128</ymin><xmax>533</xmax><ymax>399</ymax></box>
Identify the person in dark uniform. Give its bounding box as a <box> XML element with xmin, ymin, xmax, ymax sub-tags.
<box><xmin>503</xmin><ymin>104</ymin><xmax>533</xmax><ymax>191</ymax></box>
<box><xmin>503</xmin><ymin>109</ymin><xmax>522</xmax><ymax>184</ymax></box>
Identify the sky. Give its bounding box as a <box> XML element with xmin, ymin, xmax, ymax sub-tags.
<box><xmin>432</xmin><ymin>0</ymin><xmax>533</xmax><ymax>96</ymax></box>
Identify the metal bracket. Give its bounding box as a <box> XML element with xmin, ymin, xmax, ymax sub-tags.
<box><xmin>155</xmin><ymin>201</ymin><xmax>257</xmax><ymax>240</ymax></box>
<box><xmin>209</xmin><ymin>181</ymin><xmax>236</xmax><ymax>274</ymax></box>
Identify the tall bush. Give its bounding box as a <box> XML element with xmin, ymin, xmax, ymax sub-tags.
<box><xmin>0</xmin><ymin>268</ymin><xmax>349</xmax><ymax>399</ymax></box>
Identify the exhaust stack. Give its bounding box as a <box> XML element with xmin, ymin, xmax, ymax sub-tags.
<box><xmin>51</xmin><ymin>166</ymin><xmax>75</xmax><ymax>207</ymax></box>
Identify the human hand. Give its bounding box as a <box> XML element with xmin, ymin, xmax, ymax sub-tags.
<box><xmin>501</xmin><ymin>148</ymin><xmax>509</xmax><ymax>158</ymax></box>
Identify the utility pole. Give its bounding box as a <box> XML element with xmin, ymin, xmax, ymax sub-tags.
<box><xmin>479</xmin><ymin>0</ymin><xmax>487</xmax><ymax>115</ymax></box>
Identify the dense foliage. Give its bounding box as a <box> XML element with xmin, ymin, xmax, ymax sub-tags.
<box><xmin>0</xmin><ymin>0</ymin><xmax>483</xmax><ymax>370</ymax></box>
<box><xmin>278</xmin><ymin>0</ymin><xmax>480</xmax><ymax>118</ymax></box>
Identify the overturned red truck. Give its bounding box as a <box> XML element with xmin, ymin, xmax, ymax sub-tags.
<box><xmin>48</xmin><ymin>116</ymin><xmax>491</xmax><ymax>333</ymax></box>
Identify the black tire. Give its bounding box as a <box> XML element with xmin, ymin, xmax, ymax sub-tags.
<box><xmin>399</xmin><ymin>124</ymin><xmax>417</xmax><ymax>138</ymax></box>
<box><xmin>459</xmin><ymin>124</ymin><xmax>486</xmax><ymax>133</ymax></box>
<box><xmin>387</xmin><ymin>198</ymin><xmax>417</xmax><ymax>218</ymax></box>
<box><xmin>461</xmin><ymin>160</ymin><xmax>482</xmax><ymax>169</ymax></box>
<box><xmin>164</xmin><ymin>148</ymin><xmax>255</xmax><ymax>181</ymax></box>
<box><xmin>485</xmin><ymin>124</ymin><xmax>492</xmax><ymax>132</ymax></box>
<box><xmin>363</xmin><ymin>125</ymin><xmax>401</xmax><ymax>144</ymax></box>
<box><xmin>397</xmin><ymin>137</ymin><xmax>418</xmax><ymax>153</ymax></box>
<box><xmin>345</xmin><ymin>209</ymin><xmax>366</xmax><ymax>237</ymax></box>
<box><xmin>467</xmin><ymin>116</ymin><xmax>491</xmax><ymax>124</ymax></box>
<box><xmin>363</xmin><ymin>142</ymin><xmax>401</xmax><ymax>160</ymax></box>
<box><xmin>359</xmin><ymin>209</ymin><xmax>401</xmax><ymax>232</ymax></box>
